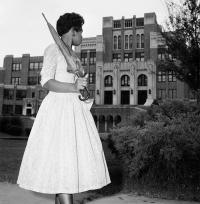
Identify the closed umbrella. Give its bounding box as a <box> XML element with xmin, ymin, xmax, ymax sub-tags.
<box><xmin>42</xmin><ymin>13</ymin><xmax>90</xmax><ymax>101</ymax></box>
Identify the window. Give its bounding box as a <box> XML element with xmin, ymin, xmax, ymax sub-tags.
<box><xmin>32</xmin><ymin>92</ymin><xmax>35</xmax><ymax>98</ymax></box>
<box><xmin>118</xmin><ymin>35</ymin><xmax>121</xmax><ymax>49</ymax></box>
<box><xmin>2</xmin><ymin>104</ymin><xmax>13</xmax><ymax>115</ymax></box>
<box><xmin>168</xmin><ymin>89</ymin><xmax>177</xmax><ymax>99</ymax></box>
<box><xmin>113</xmin><ymin>36</ymin><xmax>117</xmax><ymax>50</ymax></box>
<box><xmin>104</xmin><ymin>75</ymin><xmax>113</xmax><ymax>87</ymax></box>
<box><xmin>113</xmin><ymin>20</ymin><xmax>121</xmax><ymax>28</ymax></box>
<box><xmin>29</xmin><ymin>62</ymin><xmax>41</xmax><ymax>70</ymax></box>
<box><xmin>158</xmin><ymin>53</ymin><xmax>165</xmax><ymax>60</ymax></box>
<box><xmin>136</xmin><ymin>18</ymin><xmax>144</xmax><ymax>27</ymax></box>
<box><xmin>112</xmin><ymin>53</ymin><xmax>121</xmax><ymax>62</ymax></box>
<box><xmin>16</xmin><ymin>90</ymin><xmax>26</xmax><ymax>100</ymax></box>
<box><xmin>124</xmin><ymin>53</ymin><xmax>133</xmax><ymax>62</ymax></box>
<box><xmin>136</xmin><ymin>34</ymin><xmax>140</xmax><ymax>48</ymax></box>
<box><xmin>39</xmin><ymin>90</ymin><xmax>45</xmax><ymax>99</ymax></box>
<box><xmin>138</xmin><ymin>74</ymin><xmax>147</xmax><ymax>86</ymax></box>
<box><xmin>168</xmin><ymin>71</ymin><xmax>176</xmax><ymax>82</ymax></box>
<box><xmin>141</xmin><ymin>34</ymin><xmax>144</xmax><ymax>48</ymax></box>
<box><xmin>11</xmin><ymin>77</ymin><xmax>21</xmax><ymax>85</ymax></box>
<box><xmin>129</xmin><ymin>35</ymin><xmax>133</xmax><ymax>49</ymax></box>
<box><xmin>89</xmin><ymin>73</ymin><xmax>95</xmax><ymax>84</ymax></box>
<box><xmin>3</xmin><ymin>89</ymin><xmax>14</xmax><ymax>100</ymax></box>
<box><xmin>158</xmin><ymin>71</ymin><xmax>166</xmax><ymax>82</ymax></box>
<box><xmin>121</xmin><ymin>75</ymin><xmax>130</xmax><ymax>86</ymax></box>
<box><xmin>124</xmin><ymin>19</ymin><xmax>132</xmax><ymax>28</ymax></box>
<box><xmin>89</xmin><ymin>52</ymin><xmax>96</xmax><ymax>65</ymax></box>
<box><xmin>15</xmin><ymin>105</ymin><xmax>23</xmax><ymax>115</ymax></box>
<box><xmin>12</xmin><ymin>63</ymin><xmax>21</xmax><ymax>71</ymax></box>
<box><xmin>135</xmin><ymin>52</ymin><xmax>144</xmax><ymax>61</ymax></box>
<box><xmin>158</xmin><ymin>89</ymin><xmax>166</xmax><ymax>99</ymax></box>
<box><xmin>81</xmin><ymin>52</ymin><xmax>87</xmax><ymax>65</ymax></box>
<box><xmin>28</xmin><ymin>76</ymin><xmax>37</xmax><ymax>85</ymax></box>
<box><xmin>124</xmin><ymin>35</ymin><xmax>128</xmax><ymax>49</ymax></box>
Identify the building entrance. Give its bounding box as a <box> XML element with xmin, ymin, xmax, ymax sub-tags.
<box><xmin>121</xmin><ymin>91</ymin><xmax>130</xmax><ymax>104</ymax></box>
<box><xmin>104</xmin><ymin>91</ymin><xmax>113</xmax><ymax>104</ymax></box>
<box><xmin>138</xmin><ymin>90</ymin><xmax>147</xmax><ymax>105</ymax></box>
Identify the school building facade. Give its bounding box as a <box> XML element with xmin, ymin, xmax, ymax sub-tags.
<box><xmin>0</xmin><ymin>12</ymin><xmax>196</xmax><ymax>133</ymax></box>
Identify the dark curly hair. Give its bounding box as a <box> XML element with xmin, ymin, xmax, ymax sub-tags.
<box><xmin>56</xmin><ymin>12</ymin><xmax>84</xmax><ymax>37</ymax></box>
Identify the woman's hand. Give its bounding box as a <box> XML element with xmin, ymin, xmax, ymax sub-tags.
<box><xmin>75</xmin><ymin>73</ymin><xmax>88</xmax><ymax>91</ymax></box>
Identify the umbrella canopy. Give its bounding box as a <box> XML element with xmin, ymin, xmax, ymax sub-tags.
<box><xmin>42</xmin><ymin>13</ymin><xmax>90</xmax><ymax>101</ymax></box>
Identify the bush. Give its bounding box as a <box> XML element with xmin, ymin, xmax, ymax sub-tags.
<box><xmin>109</xmin><ymin>101</ymin><xmax>200</xmax><ymax>192</ymax></box>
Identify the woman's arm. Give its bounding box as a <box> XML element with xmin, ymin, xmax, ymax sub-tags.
<box><xmin>43</xmin><ymin>74</ymin><xmax>88</xmax><ymax>93</ymax></box>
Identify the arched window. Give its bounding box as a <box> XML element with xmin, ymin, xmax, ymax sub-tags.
<box><xmin>118</xmin><ymin>35</ymin><xmax>121</xmax><ymax>49</ymax></box>
<box><xmin>124</xmin><ymin>35</ymin><xmax>128</xmax><ymax>49</ymax></box>
<box><xmin>107</xmin><ymin>115</ymin><xmax>113</xmax><ymax>132</ymax></box>
<box><xmin>129</xmin><ymin>35</ymin><xmax>133</xmax><ymax>49</ymax></box>
<box><xmin>104</xmin><ymin>75</ymin><xmax>113</xmax><ymax>87</ymax></box>
<box><xmin>114</xmin><ymin>115</ymin><xmax>121</xmax><ymax>126</ymax></box>
<box><xmin>141</xmin><ymin>34</ymin><xmax>144</xmax><ymax>48</ymax></box>
<box><xmin>99</xmin><ymin>115</ymin><xmax>105</xmax><ymax>133</ymax></box>
<box><xmin>113</xmin><ymin>36</ymin><xmax>117</xmax><ymax>50</ymax></box>
<box><xmin>121</xmin><ymin>75</ymin><xmax>130</xmax><ymax>86</ymax></box>
<box><xmin>136</xmin><ymin>34</ymin><xmax>140</xmax><ymax>48</ymax></box>
<box><xmin>138</xmin><ymin>74</ymin><xmax>147</xmax><ymax>86</ymax></box>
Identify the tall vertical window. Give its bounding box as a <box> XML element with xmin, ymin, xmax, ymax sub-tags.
<box><xmin>11</xmin><ymin>77</ymin><xmax>21</xmax><ymax>85</ymax></box>
<box><xmin>81</xmin><ymin>52</ymin><xmax>87</xmax><ymax>65</ymax></box>
<box><xmin>124</xmin><ymin>19</ymin><xmax>132</xmax><ymax>27</ymax></box>
<box><xmin>136</xmin><ymin>34</ymin><xmax>140</xmax><ymax>48</ymax></box>
<box><xmin>168</xmin><ymin>71</ymin><xmax>176</xmax><ymax>82</ymax></box>
<box><xmin>112</xmin><ymin>53</ymin><xmax>121</xmax><ymax>62</ymax></box>
<box><xmin>113</xmin><ymin>36</ymin><xmax>117</xmax><ymax>50</ymax></box>
<box><xmin>104</xmin><ymin>75</ymin><xmax>113</xmax><ymax>87</ymax></box>
<box><xmin>158</xmin><ymin>89</ymin><xmax>166</xmax><ymax>99</ymax></box>
<box><xmin>89</xmin><ymin>73</ymin><xmax>95</xmax><ymax>84</ymax></box>
<box><xmin>29</xmin><ymin>62</ymin><xmax>41</xmax><ymax>70</ymax></box>
<box><xmin>118</xmin><ymin>35</ymin><xmax>121</xmax><ymax>49</ymax></box>
<box><xmin>124</xmin><ymin>35</ymin><xmax>128</xmax><ymax>49</ymax></box>
<box><xmin>141</xmin><ymin>34</ymin><xmax>144</xmax><ymax>48</ymax></box>
<box><xmin>12</xmin><ymin>63</ymin><xmax>21</xmax><ymax>71</ymax></box>
<box><xmin>16</xmin><ymin>90</ymin><xmax>26</xmax><ymax>100</ymax></box>
<box><xmin>129</xmin><ymin>35</ymin><xmax>133</xmax><ymax>49</ymax></box>
<box><xmin>124</xmin><ymin>53</ymin><xmax>133</xmax><ymax>62</ymax></box>
<box><xmin>89</xmin><ymin>52</ymin><xmax>96</xmax><ymax>65</ymax></box>
<box><xmin>158</xmin><ymin>71</ymin><xmax>166</xmax><ymax>82</ymax></box>
<box><xmin>3</xmin><ymin>89</ymin><xmax>14</xmax><ymax>100</ymax></box>
<box><xmin>135</xmin><ymin>52</ymin><xmax>144</xmax><ymax>61</ymax></box>
<box><xmin>138</xmin><ymin>74</ymin><xmax>147</xmax><ymax>86</ymax></box>
<box><xmin>168</xmin><ymin>89</ymin><xmax>177</xmax><ymax>99</ymax></box>
<box><xmin>121</xmin><ymin>75</ymin><xmax>130</xmax><ymax>86</ymax></box>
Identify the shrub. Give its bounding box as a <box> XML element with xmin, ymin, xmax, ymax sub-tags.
<box><xmin>109</xmin><ymin>101</ymin><xmax>200</xmax><ymax>190</ymax></box>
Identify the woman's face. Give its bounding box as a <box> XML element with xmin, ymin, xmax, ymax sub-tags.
<box><xmin>72</xmin><ymin>29</ymin><xmax>83</xmax><ymax>46</ymax></box>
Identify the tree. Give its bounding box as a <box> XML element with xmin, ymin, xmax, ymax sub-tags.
<box><xmin>160</xmin><ymin>0</ymin><xmax>200</xmax><ymax>103</ymax></box>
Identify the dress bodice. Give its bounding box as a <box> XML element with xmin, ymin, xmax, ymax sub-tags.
<box><xmin>40</xmin><ymin>43</ymin><xmax>78</xmax><ymax>87</ymax></box>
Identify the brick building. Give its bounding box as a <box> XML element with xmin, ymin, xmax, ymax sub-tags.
<box><xmin>0</xmin><ymin>12</ymin><xmax>196</xmax><ymax>134</ymax></box>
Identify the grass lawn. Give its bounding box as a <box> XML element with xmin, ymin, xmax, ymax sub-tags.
<box><xmin>0</xmin><ymin>133</ymin><xmax>123</xmax><ymax>203</ymax></box>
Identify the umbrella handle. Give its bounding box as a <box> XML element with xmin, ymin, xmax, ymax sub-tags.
<box><xmin>75</xmin><ymin>72</ymin><xmax>90</xmax><ymax>101</ymax></box>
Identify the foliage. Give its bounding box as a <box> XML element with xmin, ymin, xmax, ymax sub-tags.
<box><xmin>109</xmin><ymin>101</ymin><xmax>200</xmax><ymax>191</ymax></box>
<box><xmin>160</xmin><ymin>0</ymin><xmax>200</xmax><ymax>100</ymax></box>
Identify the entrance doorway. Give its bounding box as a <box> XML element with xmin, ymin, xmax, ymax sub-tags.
<box><xmin>121</xmin><ymin>91</ymin><xmax>130</xmax><ymax>104</ymax></box>
<box><xmin>138</xmin><ymin>90</ymin><xmax>147</xmax><ymax>105</ymax></box>
<box><xmin>104</xmin><ymin>91</ymin><xmax>113</xmax><ymax>104</ymax></box>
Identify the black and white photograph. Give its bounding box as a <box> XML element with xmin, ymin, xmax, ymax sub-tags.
<box><xmin>0</xmin><ymin>0</ymin><xmax>200</xmax><ymax>204</ymax></box>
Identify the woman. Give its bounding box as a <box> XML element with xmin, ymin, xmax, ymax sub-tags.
<box><xmin>17</xmin><ymin>12</ymin><xmax>111</xmax><ymax>204</ymax></box>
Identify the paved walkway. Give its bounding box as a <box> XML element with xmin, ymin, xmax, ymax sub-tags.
<box><xmin>0</xmin><ymin>182</ymin><xmax>199</xmax><ymax>204</ymax></box>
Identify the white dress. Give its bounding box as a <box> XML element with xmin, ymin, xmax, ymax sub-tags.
<box><xmin>17</xmin><ymin>43</ymin><xmax>111</xmax><ymax>194</ymax></box>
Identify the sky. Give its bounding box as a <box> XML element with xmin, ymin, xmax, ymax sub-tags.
<box><xmin>0</xmin><ymin>0</ymin><xmax>170</xmax><ymax>67</ymax></box>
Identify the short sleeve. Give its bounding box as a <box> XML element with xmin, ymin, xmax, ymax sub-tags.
<box><xmin>40</xmin><ymin>44</ymin><xmax>58</xmax><ymax>87</ymax></box>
